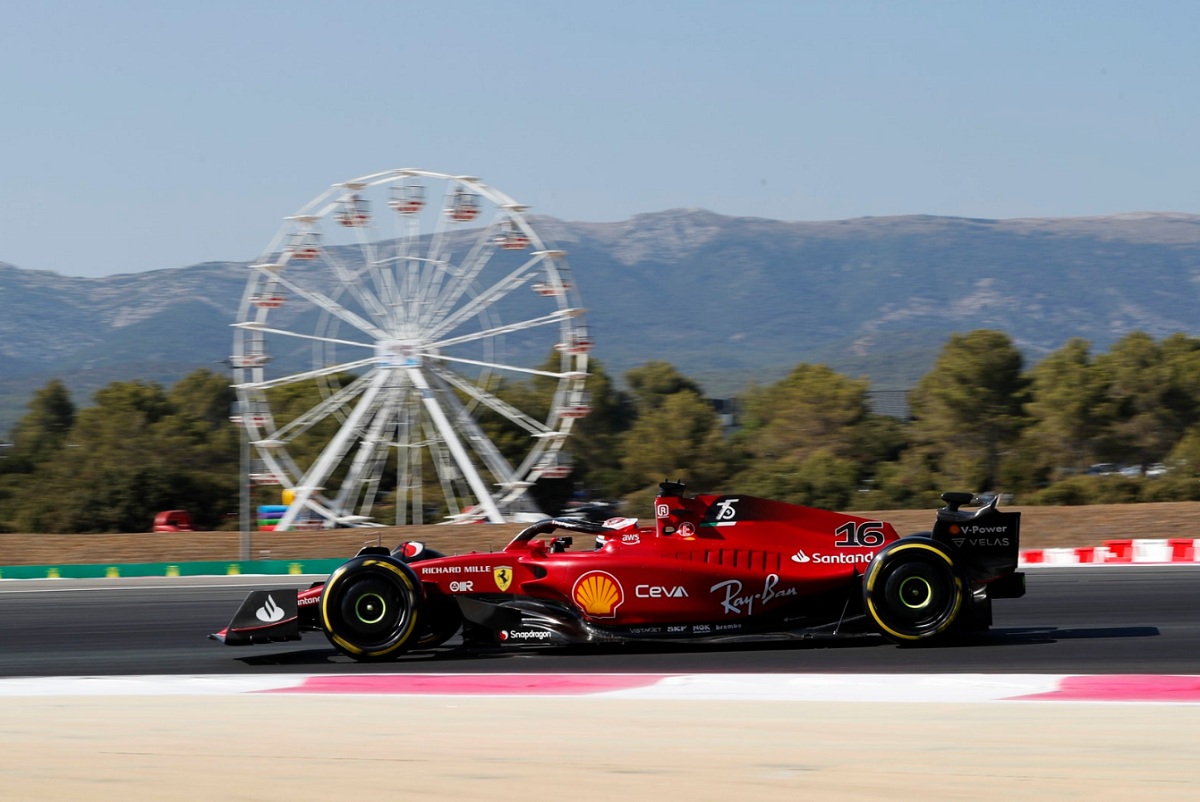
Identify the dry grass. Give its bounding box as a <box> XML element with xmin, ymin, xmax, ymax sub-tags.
<box><xmin>3</xmin><ymin>502</ymin><xmax>1200</xmax><ymax>566</ymax></box>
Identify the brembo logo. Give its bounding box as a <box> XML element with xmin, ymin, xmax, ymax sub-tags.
<box><xmin>255</xmin><ymin>595</ymin><xmax>285</xmax><ymax>623</ymax></box>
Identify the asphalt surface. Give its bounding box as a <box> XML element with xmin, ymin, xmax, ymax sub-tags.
<box><xmin>2</xmin><ymin>566</ymin><xmax>1198</xmax><ymax>677</ymax></box>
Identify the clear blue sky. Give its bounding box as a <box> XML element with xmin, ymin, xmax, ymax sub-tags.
<box><xmin>3</xmin><ymin>1</ymin><xmax>1198</xmax><ymax>277</ymax></box>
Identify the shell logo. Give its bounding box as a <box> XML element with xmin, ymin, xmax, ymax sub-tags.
<box><xmin>572</xmin><ymin>571</ymin><xmax>624</xmax><ymax>618</ymax></box>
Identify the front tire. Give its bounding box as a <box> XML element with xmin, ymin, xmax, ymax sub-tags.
<box><xmin>864</xmin><ymin>540</ymin><xmax>964</xmax><ymax>645</ymax></box>
<box><xmin>320</xmin><ymin>556</ymin><xmax>422</xmax><ymax>661</ymax></box>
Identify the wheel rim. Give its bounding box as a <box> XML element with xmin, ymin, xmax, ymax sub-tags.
<box><xmin>353</xmin><ymin>592</ymin><xmax>388</xmax><ymax>625</ymax></box>
<box><xmin>898</xmin><ymin>575</ymin><xmax>933</xmax><ymax>609</ymax></box>
<box><xmin>232</xmin><ymin>169</ymin><xmax>590</xmax><ymax>529</ymax></box>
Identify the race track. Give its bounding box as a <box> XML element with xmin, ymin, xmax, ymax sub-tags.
<box><xmin>3</xmin><ymin>565</ymin><xmax>1198</xmax><ymax>677</ymax></box>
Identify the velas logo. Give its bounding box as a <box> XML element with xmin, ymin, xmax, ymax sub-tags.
<box><xmin>572</xmin><ymin>571</ymin><xmax>624</xmax><ymax>618</ymax></box>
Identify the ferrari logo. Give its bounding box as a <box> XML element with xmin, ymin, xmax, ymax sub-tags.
<box><xmin>494</xmin><ymin>566</ymin><xmax>514</xmax><ymax>592</ymax></box>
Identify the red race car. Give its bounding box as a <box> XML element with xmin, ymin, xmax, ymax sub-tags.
<box><xmin>211</xmin><ymin>481</ymin><xmax>1025</xmax><ymax>661</ymax></box>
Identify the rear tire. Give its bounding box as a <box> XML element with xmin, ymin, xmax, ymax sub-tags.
<box><xmin>320</xmin><ymin>556</ymin><xmax>422</xmax><ymax>661</ymax></box>
<box><xmin>864</xmin><ymin>540</ymin><xmax>964</xmax><ymax>645</ymax></box>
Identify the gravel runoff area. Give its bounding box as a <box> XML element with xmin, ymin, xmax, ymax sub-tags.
<box><xmin>1</xmin><ymin>694</ymin><xmax>1198</xmax><ymax>800</ymax></box>
<box><xmin>3</xmin><ymin>502</ymin><xmax>1200</xmax><ymax>566</ymax></box>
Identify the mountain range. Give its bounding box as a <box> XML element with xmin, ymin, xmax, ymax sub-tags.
<box><xmin>2</xmin><ymin>209</ymin><xmax>1199</xmax><ymax>433</ymax></box>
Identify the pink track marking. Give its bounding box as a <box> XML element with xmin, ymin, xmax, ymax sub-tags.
<box><xmin>1014</xmin><ymin>674</ymin><xmax>1200</xmax><ymax>702</ymax></box>
<box><xmin>265</xmin><ymin>673</ymin><xmax>670</xmax><ymax>695</ymax></box>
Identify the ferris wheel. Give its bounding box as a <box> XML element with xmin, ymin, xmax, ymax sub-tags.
<box><xmin>231</xmin><ymin>169</ymin><xmax>591</xmax><ymax>529</ymax></box>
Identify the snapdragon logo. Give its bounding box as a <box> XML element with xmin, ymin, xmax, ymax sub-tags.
<box><xmin>500</xmin><ymin>629</ymin><xmax>552</xmax><ymax>642</ymax></box>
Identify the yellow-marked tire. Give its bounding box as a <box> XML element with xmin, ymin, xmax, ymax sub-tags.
<box><xmin>319</xmin><ymin>556</ymin><xmax>422</xmax><ymax>661</ymax></box>
<box><xmin>863</xmin><ymin>539</ymin><xmax>964</xmax><ymax>645</ymax></box>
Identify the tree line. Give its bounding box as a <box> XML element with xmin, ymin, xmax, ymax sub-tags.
<box><xmin>3</xmin><ymin>328</ymin><xmax>1200</xmax><ymax>534</ymax></box>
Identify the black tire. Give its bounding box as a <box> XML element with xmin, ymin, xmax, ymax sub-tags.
<box><xmin>416</xmin><ymin>591</ymin><xmax>463</xmax><ymax>648</ymax></box>
<box><xmin>864</xmin><ymin>540</ymin><xmax>964</xmax><ymax>645</ymax></box>
<box><xmin>319</xmin><ymin>555</ymin><xmax>422</xmax><ymax>661</ymax></box>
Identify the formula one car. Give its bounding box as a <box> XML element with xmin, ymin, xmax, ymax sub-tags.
<box><xmin>211</xmin><ymin>482</ymin><xmax>1025</xmax><ymax>661</ymax></box>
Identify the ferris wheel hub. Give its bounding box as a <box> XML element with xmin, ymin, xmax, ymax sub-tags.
<box><xmin>376</xmin><ymin>339</ymin><xmax>424</xmax><ymax>367</ymax></box>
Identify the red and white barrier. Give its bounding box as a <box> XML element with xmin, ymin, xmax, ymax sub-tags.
<box><xmin>1020</xmin><ymin>538</ymin><xmax>1200</xmax><ymax>566</ymax></box>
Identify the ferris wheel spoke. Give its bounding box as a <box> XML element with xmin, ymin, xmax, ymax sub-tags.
<box><xmin>265</xmin><ymin>373</ymin><xmax>376</xmax><ymax>444</ymax></box>
<box><xmin>426</xmin><ymin>258</ymin><xmax>547</xmax><ymax>341</ymax></box>
<box><xmin>420</xmin><ymin>416</ymin><xmax>463</xmax><ymax>522</ymax></box>
<box><xmin>275</xmin><ymin>370</ymin><xmax>391</xmax><ymax>531</ymax></box>
<box><xmin>394</xmin><ymin>399</ymin><xmax>423</xmax><ymax>526</ymax></box>
<box><xmin>267</xmin><ymin>271</ymin><xmax>389</xmax><ymax>340</ymax></box>
<box><xmin>320</xmin><ymin>247</ymin><xmax>390</xmax><ymax>328</ymax></box>
<box><xmin>405</xmin><ymin>367</ymin><xmax>505</xmax><ymax>523</ymax></box>
<box><xmin>431</xmin><ymin>353</ymin><xmax>586</xmax><ymax>381</ymax></box>
<box><xmin>232</xmin><ymin>322</ymin><xmax>373</xmax><ymax>352</ymax></box>
<box><xmin>419</xmin><ymin>221</ymin><xmax>502</xmax><ymax>328</ymax></box>
<box><xmin>331</xmin><ymin>393</ymin><xmax>400</xmax><ymax>515</ymax></box>
<box><xmin>234</xmin><ymin>356</ymin><xmax>380</xmax><ymax>392</ymax></box>
<box><xmin>426</xmin><ymin>370</ymin><xmax>524</xmax><ymax>494</ymax></box>
<box><xmin>432</xmin><ymin>308</ymin><xmax>583</xmax><ymax>351</ymax></box>
<box><xmin>430</xmin><ymin>365</ymin><xmax>553</xmax><ymax>437</ymax></box>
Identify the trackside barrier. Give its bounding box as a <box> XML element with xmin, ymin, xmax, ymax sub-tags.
<box><xmin>1171</xmin><ymin>538</ymin><xmax>1196</xmax><ymax>561</ymax></box>
<box><xmin>0</xmin><ymin>559</ymin><xmax>343</xmax><ymax>581</ymax></box>
<box><xmin>5</xmin><ymin>540</ymin><xmax>1200</xmax><ymax>579</ymax></box>
<box><xmin>1020</xmin><ymin>538</ymin><xmax>1200</xmax><ymax>567</ymax></box>
<box><xmin>1105</xmin><ymin>539</ymin><xmax>1133</xmax><ymax>562</ymax></box>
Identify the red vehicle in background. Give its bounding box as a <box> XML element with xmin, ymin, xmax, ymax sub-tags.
<box><xmin>212</xmin><ymin>481</ymin><xmax>1025</xmax><ymax>660</ymax></box>
<box><xmin>152</xmin><ymin>510</ymin><xmax>195</xmax><ymax>532</ymax></box>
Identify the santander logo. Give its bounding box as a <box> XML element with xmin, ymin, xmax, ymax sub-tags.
<box><xmin>255</xmin><ymin>595</ymin><xmax>285</xmax><ymax>623</ymax></box>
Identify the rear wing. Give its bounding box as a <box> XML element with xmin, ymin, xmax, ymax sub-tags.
<box><xmin>931</xmin><ymin>492</ymin><xmax>1021</xmax><ymax>582</ymax></box>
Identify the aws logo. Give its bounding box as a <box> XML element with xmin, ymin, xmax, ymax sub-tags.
<box><xmin>572</xmin><ymin>571</ymin><xmax>624</xmax><ymax>618</ymax></box>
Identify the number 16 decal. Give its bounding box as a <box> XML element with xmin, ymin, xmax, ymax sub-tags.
<box><xmin>834</xmin><ymin>521</ymin><xmax>887</xmax><ymax>548</ymax></box>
